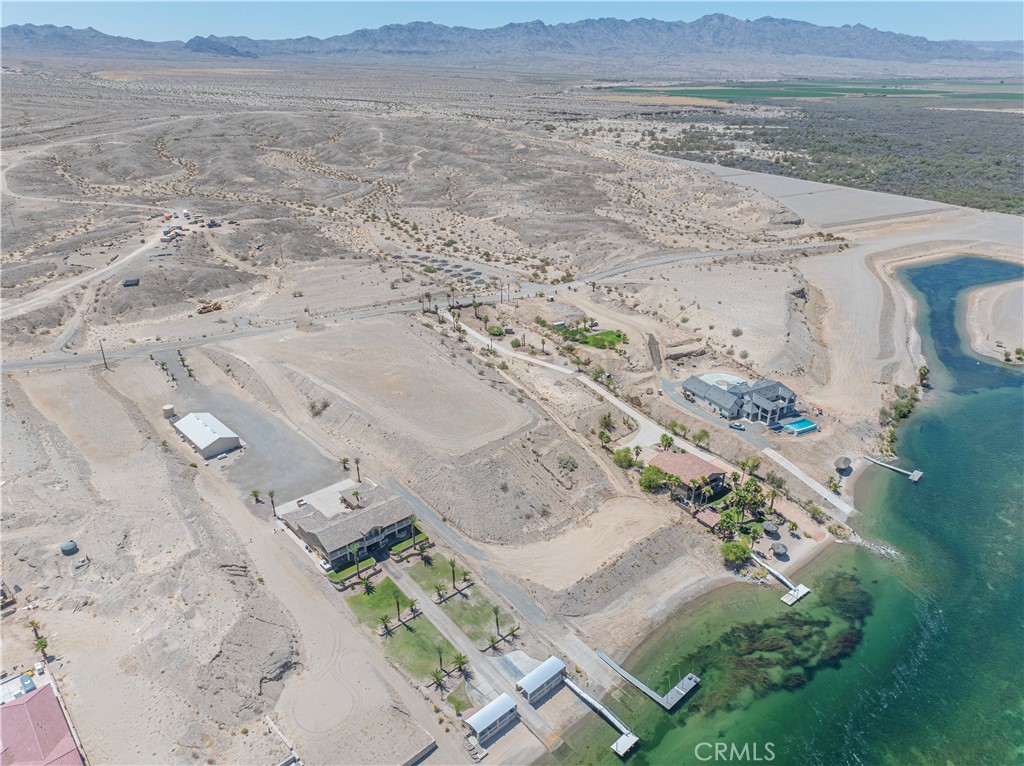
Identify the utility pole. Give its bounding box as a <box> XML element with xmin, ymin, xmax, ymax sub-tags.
<box><xmin>99</xmin><ymin>339</ymin><xmax>109</xmax><ymax>371</ymax></box>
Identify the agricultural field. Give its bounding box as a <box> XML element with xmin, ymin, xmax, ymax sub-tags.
<box><xmin>636</xmin><ymin>91</ymin><xmax>1024</xmax><ymax>213</ymax></box>
<box><xmin>612</xmin><ymin>79</ymin><xmax>1024</xmax><ymax>102</ymax></box>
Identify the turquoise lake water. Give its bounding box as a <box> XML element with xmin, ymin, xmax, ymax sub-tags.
<box><xmin>545</xmin><ymin>256</ymin><xmax>1023</xmax><ymax>766</ymax></box>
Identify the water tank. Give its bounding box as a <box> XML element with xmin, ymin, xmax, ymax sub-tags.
<box><xmin>162</xmin><ymin>404</ymin><xmax>176</xmax><ymax>419</ymax></box>
<box><xmin>60</xmin><ymin>540</ymin><xmax>78</xmax><ymax>556</ymax></box>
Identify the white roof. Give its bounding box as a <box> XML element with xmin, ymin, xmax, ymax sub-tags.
<box><xmin>174</xmin><ymin>412</ymin><xmax>238</xmax><ymax>449</ymax></box>
<box><xmin>516</xmin><ymin>656</ymin><xmax>565</xmax><ymax>696</ymax></box>
<box><xmin>464</xmin><ymin>693</ymin><xmax>516</xmax><ymax>734</ymax></box>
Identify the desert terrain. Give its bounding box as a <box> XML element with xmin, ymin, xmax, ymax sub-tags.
<box><xmin>2</xmin><ymin>56</ymin><xmax>1022</xmax><ymax>766</ymax></box>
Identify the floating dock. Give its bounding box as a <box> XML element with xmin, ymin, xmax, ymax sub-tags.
<box><xmin>564</xmin><ymin>678</ymin><xmax>639</xmax><ymax>757</ymax></box>
<box><xmin>864</xmin><ymin>455</ymin><xmax>923</xmax><ymax>482</ymax></box>
<box><xmin>596</xmin><ymin>651</ymin><xmax>699</xmax><ymax>710</ymax></box>
<box><xmin>751</xmin><ymin>554</ymin><xmax>811</xmax><ymax>606</ymax></box>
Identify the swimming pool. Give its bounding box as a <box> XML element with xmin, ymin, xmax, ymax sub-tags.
<box><xmin>783</xmin><ymin>418</ymin><xmax>818</xmax><ymax>435</ymax></box>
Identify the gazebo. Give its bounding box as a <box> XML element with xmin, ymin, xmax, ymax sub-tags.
<box><xmin>770</xmin><ymin>542</ymin><xmax>788</xmax><ymax>558</ymax></box>
<box><xmin>763</xmin><ymin>520</ymin><xmax>779</xmax><ymax>536</ymax></box>
<box><xmin>835</xmin><ymin>457</ymin><xmax>852</xmax><ymax>474</ymax></box>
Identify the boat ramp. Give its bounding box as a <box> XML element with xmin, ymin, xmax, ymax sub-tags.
<box><xmin>596</xmin><ymin>650</ymin><xmax>700</xmax><ymax>710</ymax></box>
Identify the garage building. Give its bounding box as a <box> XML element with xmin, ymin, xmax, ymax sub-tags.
<box><xmin>173</xmin><ymin>412</ymin><xmax>241</xmax><ymax>459</ymax></box>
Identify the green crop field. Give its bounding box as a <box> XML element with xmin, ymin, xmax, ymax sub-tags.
<box><xmin>612</xmin><ymin>79</ymin><xmax>1023</xmax><ymax>103</ymax></box>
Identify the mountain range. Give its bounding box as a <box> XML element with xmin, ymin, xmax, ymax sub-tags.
<box><xmin>2</xmin><ymin>15</ymin><xmax>1019</xmax><ymax>64</ymax></box>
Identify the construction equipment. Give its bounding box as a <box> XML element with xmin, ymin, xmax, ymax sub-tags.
<box><xmin>197</xmin><ymin>302</ymin><xmax>223</xmax><ymax>315</ymax></box>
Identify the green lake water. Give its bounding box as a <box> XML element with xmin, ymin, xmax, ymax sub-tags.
<box><xmin>544</xmin><ymin>256</ymin><xmax>1023</xmax><ymax>766</ymax></box>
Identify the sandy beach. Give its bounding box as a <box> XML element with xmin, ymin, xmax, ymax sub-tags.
<box><xmin>964</xmin><ymin>279</ymin><xmax>1023</xmax><ymax>361</ymax></box>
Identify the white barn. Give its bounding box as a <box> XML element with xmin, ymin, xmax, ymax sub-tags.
<box><xmin>174</xmin><ymin>413</ymin><xmax>240</xmax><ymax>459</ymax></box>
<box><xmin>516</xmin><ymin>656</ymin><xmax>565</xmax><ymax>703</ymax></box>
<box><xmin>463</xmin><ymin>693</ymin><xmax>518</xmax><ymax>744</ymax></box>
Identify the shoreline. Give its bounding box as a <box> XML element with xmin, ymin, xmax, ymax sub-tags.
<box><xmin>963</xmin><ymin>279</ymin><xmax>1023</xmax><ymax>363</ymax></box>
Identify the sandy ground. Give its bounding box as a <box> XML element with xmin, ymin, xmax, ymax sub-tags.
<box><xmin>479</xmin><ymin>496</ymin><xmax>671</xmax><ymax>591</ymax></box>
<box><xmin>965</xmin><ymin>280</ymin><xmax>1023</xmax><ymax>361</ymax></box>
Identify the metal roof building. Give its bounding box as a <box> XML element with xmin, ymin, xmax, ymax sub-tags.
<box><xmin>516</xmin><ymin>656</ymin><xmax>565</xmax><ymax>703</ymax></box>
<box><xmin>173</xmin><ymin>412</ymin><xmax>241</xmax><ymax>460</ymax></box>
<box><xmin>463</xmin><ymin>693</ymin><xmax>519</xmax><ymax>744</ymax></box>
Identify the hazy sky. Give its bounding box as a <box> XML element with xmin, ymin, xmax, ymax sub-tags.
<box><xmin>3</xmin><ymin>2</ymin><xmax>1021</xmax><ymax>42</ymax></box>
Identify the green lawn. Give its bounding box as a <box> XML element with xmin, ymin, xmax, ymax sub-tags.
<box><xmin>345</xmin><ymin>577</ymin><xmax>412</xmax><ymax>626</ymax></box>
<box><xmin>390</xmin><ymin>530</ymin><xmax>428</xmax><ymax>555</ymax></box>
<box><xmin>439</xmin><ymin>588</ymin><xmax>514</xmax><ymax>647</ymax></box>
<box><xmin>555</xmin><ymin>326</ymin><xmax>628</xmax><ymax>349</ymax></box>
<box><xmin>408</xmin><ymin>558</ymin><xmax>462</xmax><ymax>596</ymax></box>
<box><xmin>326</xmin><ymin>557</ymin><xmax>376</xmax><ymax>582</ymax></box>
<box><xmin>345</xmin><ymin>577</ymin><xmax>457</xmax><ymax>681</ymax></box>
<box><xmin>447</xmin><ymin>678</ymin><xmax>472</xmax><ymax>714</ymax></box>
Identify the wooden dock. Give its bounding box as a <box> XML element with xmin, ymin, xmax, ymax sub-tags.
<box><xmin>864</xmin><ymin>455</ymin><xmax>923</xmax><ymax>482</ymax></box>
<box><xmin>564</xmin><ymin>678</ymin><xmax>639</xmax><ymax>757</ymax></box>
<box><xmin>596</xmin><ymin>651</ymin><xmax>699</xmax><ymax>710</ymax></box>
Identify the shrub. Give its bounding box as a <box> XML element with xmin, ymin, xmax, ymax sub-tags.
<box><xmin>557</xmin><ymin>452</ymin><xmax>579</xmax><ymax>471</ymax></box>
<box><xmin>612</xmin><ymin>448</ymin><xmax>636</xmax><ymax>469</ymax></box>
<box><xmin>487</xmin><ymin>326</ymin><xmax>505</xmax><ymax>337</ymax></box>
<box><xmin>639</xmin><ymin>465</ymin><xmax>670</xmax><ymax>492</ymax></box>
<box><xmin>731</xmin><ymin>327</ymin><xmax>743</xmax><ymax>337</ymax></box>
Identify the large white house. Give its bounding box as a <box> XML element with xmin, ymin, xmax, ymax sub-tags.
<box><xmin>173</xmin><ymin>412</ymin><xmax>241</xmax><ymax>459</ymax></box>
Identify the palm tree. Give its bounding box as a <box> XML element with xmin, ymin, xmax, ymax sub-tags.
<box><xmin>738</xmin><ymin>458</ymin><xmax>750</xmax><ymax>482</ymax></box>
<box><xmin>541</xmin><ymin>338</ymin><xmax>546</xmax><ymax>354</ymax></box>
<box><xmin>27</xmin><ymin>619</ymin><xmax>40</xmax><ymax>639</ymax></box>
<box><xmin>408</xmin><ymin>514</ymin><xmax>419</xmax><ymax>544</ymax></box>
<box><xmin>699</xmin><ymin>476</ymin><xmax>712</xmax><ymax>505</ymax></box>
<box><xmin>767</xmin><ymin>486</ymin><xmax>780</xmax><ymax>513</ymax></box>
<box><xmin>250</xmin><ymin>489</ymin><xmax>261</xmax><ymax>504</ymax></box>
<box><xmin>340</xmin><ymin>457</ymin><xmax>350</xmax><ymax>471</ymax></box>
<box><xmin>694</xmin><ymin>429</ymin><xmax>711</xmax><ymax>449</ymax></box>
<box><xmin>461</xmin><ymin>568</ymin><xmax>472</xmax><ymax>583</ymax></box>
<box><xmin>354</xmin><ymin>457</ymin><xmax>361</xmax><ymax>482</ymax></box>
<box><xmin>506</xmin><ymin>625</ymin><xmax>520</xmax><ymax>640</ymax></box>
<box><xmin>351</xmin><ymin>490</ymin><xmax>361</xmax><ymax>505</ymax></box>
<box><xmin>599</xmin><ymin>412</ymin><xmax>613</xmax><ymax>430</ymax></box>
<box><xmin>378</xmin><ymin>614</ymin><xmax>391</xmax><ymax>635</ymax></box>
<box><xmin>633</xmin><ymin>445</ymin><xmax>642</xmax><ymax>459</ymax></box>
<box><xmin>453</xmin><ymin>653</ymin><xmax>469</xmax><ymax>675</ymax></box>
<box><xmin>435</xmin><ymin>640</ymin><xmax>445</xmax><ymax>671</ymax></box>
<box><xmin>359</xmin><ymin>577</ymin><xmax>373</xmax><ymax>594</ymax></box>
<box><xmin>447</xmin><ymin>557</ymin><xmax>458</xmax><ymax>590</ymax></box>
<box><xmin>430</xmin><ymin>668</ymin><xmax>446</xmax><ymax>689</ymax></box>
<box><xmin>349</xmin><ymin>543</ymin><xmax>362</xmax><ymax>578</ymax></box>
<box><xmin>267</xmin><ymin>489</ymin><xmax>276</xmax><ymax>513</ymax></box>
<box><xmin>408</xmin><ymin>597</ymin><xmax>419</xmax><ymax>616</ymax></box>
<box><xmin>677</xmin><ymin>424</ymin><xmax>689</xmax><ymax>441</ymax></box>
<box><xmin>730</xmin><ymin>471</ymin><xmax>741</xmax><ymax>488</ymax></box>
<box><xmin>34</xmin><ymin>637</ymin><xmax>48</xmax><ymax>656</ymax></box>
<box><xmin>660</xmin><ymin>433</ymin><xmax>674</xmax><ymax>450</ymax></box>
<box><xmin>487</xmin><ymin>634</ymin><xmax>500</xmax><ymax>653</ymax></box>
<box><xmin>472</xmin><ymin>299</ymin><xmax>480</xmax><ymax>320</ymax></box>
<box><xmin>434</xmin><ymin>583</ymin><xmax>446</xmax><ymax>602</ymax></box>
<box><xmin>394</xmin><ymin>591</ymin><xmax>403</xmax><ymax>622</ymax></box>
<box><xmin>492</xmin><ymin>604</ymin><xmax>501</xmax><ymax>636</ymax></box>
<box><xmin>746</xmin><ymin>455</ymin><xmax>762</xmax><ymax>478</ymax></box>
<box><xmin>788</xmin><ymin>520</ymin><xmax>799</xmax><ymax>534</ymax></box>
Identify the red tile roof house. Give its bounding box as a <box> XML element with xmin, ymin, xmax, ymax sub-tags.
<box><xmin>650</xmin><ymin>451</ymin><xmax>727</xmax><ymax>504</ymax></box>
<box><xmin>0</xmin><ymin>685</ymin><xmax>83</xmax><ymax>766</ymax></box>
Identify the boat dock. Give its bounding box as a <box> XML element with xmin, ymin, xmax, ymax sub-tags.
<box><xmin>751</xmin><ymin>554</ymin><xmax>811</xmax><ymax>605</ymax></box>
<box><xmin>596</xmin><ymin>650</ymin><xmax>699</xmax><ymax>710</ymax></box>
<box><xmin>864</xmin><ymin>455</ymin><xmax>923</xmax><ymax>482</ymax></box>
<box><xmin>564</xmin><ymin>678</ymin><xmax>639</xmax><ymax>757</ymax></box>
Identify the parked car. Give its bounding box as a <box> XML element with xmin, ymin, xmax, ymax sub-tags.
<box><xmin>729</xmin><ymin>423</ymin><xmax>747</xmax><ymax>431</ymax></box>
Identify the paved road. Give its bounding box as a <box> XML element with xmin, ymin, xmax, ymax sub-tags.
<box><xmin>762</xmin><ymin>448</ymin><xmax>855</xmax><ymax>517</ymax></box>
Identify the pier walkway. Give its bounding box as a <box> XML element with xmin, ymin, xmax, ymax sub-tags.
<box><xmin>864</xmin><ymin>455</ymin><xmax>923</xmax><ymax>482</ymax></box>
<box><xmin>563</xmin><ymin>678</ymin><xmax>639</xmax><ymax>757</ymax></box>
<box><xmin>596</xmin><ymin>651</ymin><xmax>699</xmax><ymax>710</ymax></box>
<box><xmin>751</xmin><ymin>554</ymin><xmax>811</xmax><ymax>606</ymax></box>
